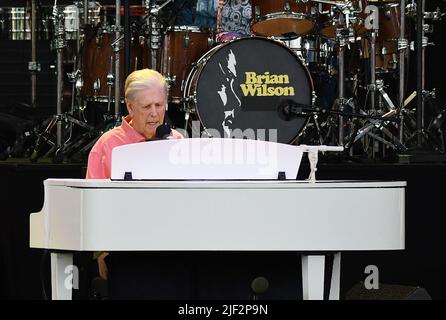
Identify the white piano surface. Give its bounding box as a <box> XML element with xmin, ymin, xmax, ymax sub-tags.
<box><xmin>29</xmin><ymin>139</ymin><xmax>406</xmax><ymax>300</ymax></box>
<box><xmin>30</xmin><ymin>179</ymin><xmax>405</xmax><ymax>252</ymax></box>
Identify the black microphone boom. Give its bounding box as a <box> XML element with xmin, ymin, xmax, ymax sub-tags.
<box><xmin>155</xmin><ymin>123</ymin><xmax>173</xmax><ymax>140</ymax></box>
<box><xmin>277</xmin><ymin>100</ymin><xmax>400</xmax><ymax>123</ymax></box>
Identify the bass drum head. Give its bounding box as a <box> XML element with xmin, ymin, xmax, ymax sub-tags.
<box><xmin>193</xmin><ymin>37</ymin><xmax>313</xmax><ymax>144</ymax></box>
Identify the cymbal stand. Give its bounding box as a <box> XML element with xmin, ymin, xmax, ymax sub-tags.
<box><xmin>334</xmin><ymin>19</ymin><xmax>355</xmax><ymax>145</ymax></box>
<box><xmin>30</xmin><ymin>0</ymin><xmax>37</xmax><ymax>108</ymax></box>
<box><xmin>106</xmin><ymin>55</ymin><xmax>115</xmax><ymax>114</ymax></box>
<box><xmin>404</xmin><ymin>0</ymin><xmax>443</xmax><ymax>150</ymax></box>
<box><xmin>398</xmin><ymin>0</ymin><xmax>408</xmax><ymax>142</ymax></box>
<box><xmin>146</xmin><ymin>0</ymin><xmax>172</xmax><ymax>70</ymax></box>
<box><xmin>368</xmin><ymin>28</ymin><xmax>377</xmax><ymax>112</ymax></box>
<box><xmin>83</xmin><ymin>0</ymin><xmax>88</xmax><ymax>26</ymax></box>
<box><xmin>114</xmin><ymin>0</ymin><xmax>121</xmax><ymax>122</ymax></box>
<box><xmin>53</xmin><ymin>4</ymin><xmax>65</xmax><ymax>149</ymax></box>
<box><xmin>351</xmin><ymin>77</ymin><xmax>407</xmax><ymax>156</ymax></box>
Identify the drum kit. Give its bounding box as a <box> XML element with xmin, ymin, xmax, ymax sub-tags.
<box><xmin>16</xmin><ymin>0</ymin><xmax>443</xmax><ymax>162</ymax></box>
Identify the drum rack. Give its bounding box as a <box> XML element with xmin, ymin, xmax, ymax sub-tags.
<box><xmin>2</xmin><ymin>0</ymin><xmax>444</xmax><ymax>163</ymax></box>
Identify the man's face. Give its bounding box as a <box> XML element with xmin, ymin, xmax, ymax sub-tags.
<box><xmin>126</xmin><ymin>85</ymin><xmax>167</xmax><ymax>140</ymax></box>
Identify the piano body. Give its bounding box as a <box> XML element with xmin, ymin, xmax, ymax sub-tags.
<box><xmin>30</xmin><ymin>139</ymin><xmax>405</xmax><ymax>300</ymax></box>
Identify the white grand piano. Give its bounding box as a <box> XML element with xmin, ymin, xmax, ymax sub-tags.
<box><xmin>30</xmin><ymin>138</ymin><xmax>405</xmax><ymax>300</ymax></box>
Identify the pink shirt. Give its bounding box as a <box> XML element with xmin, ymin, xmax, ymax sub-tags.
<box><xmin>86</xmin><ymin>115</ymin><xmax>184</xmax><ymax>179</ymax></box>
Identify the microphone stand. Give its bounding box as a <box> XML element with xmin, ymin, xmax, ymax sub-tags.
<box><xmin>282</xmin><ymin>102</ymin><xmax>400</xmax><ymax>123</ymax></box>
<box><xmin>286</xmin><ymin>102</ymin><xmax>406</xmax><ymax>152</ymax></box>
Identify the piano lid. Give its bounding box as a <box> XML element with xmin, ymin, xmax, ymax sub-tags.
<box><xmin>111</xmin><ymin>138</ymin><xmax>304</xmax><ymax>181</ymax></box>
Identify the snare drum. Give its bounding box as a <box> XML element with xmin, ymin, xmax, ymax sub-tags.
<box><xmin>251</xmin><ymin>0</ymin><xmax>316</xmax><ymax>38</ymax></box>
<box><xmin>81</xmin><ymin>27</ymin><xmax>147</xmax><ymax>101</ymax></box>
<box><xmin>160</xmin><ymin>26</ymin><xmax>213</xmax><ymax>103</ymax></box>
<box><xmin>183</xmin><ymin>37</ymin><xmax>314</xmax><ymax>144</ymax></box>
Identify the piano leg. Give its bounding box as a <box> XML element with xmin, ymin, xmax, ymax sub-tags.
<box><xmin>301</xmin><ymin>255</ymin><xmax>325</xmax><ymax>300</ymax></box>
<box><xmin>329</xmin><ymin>252</ymin><xmax>341</xmax><ymax>300</ymax></box>
<box><xmin>50</xmin><ymin>252</ymin><xmax>74</xmax><ymax>300</ymax></box>
<box><xmin>301</xmin><ymin>253</ymin><xmax>342</xmax><ymax>300</ymax></box>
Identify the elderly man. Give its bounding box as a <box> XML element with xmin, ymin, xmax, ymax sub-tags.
<box><xmin>86</xmin><ymin>69</ymin><xmax>184</xmax><ymax>290</ymax></box>
<box><xmin>87</xmin><ymin>69</ymin><xmax>184</xmax><ymax>180</ymax></box>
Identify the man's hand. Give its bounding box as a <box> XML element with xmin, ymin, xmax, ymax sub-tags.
<box><xmin>97</xmin><ymin>252</ymin><xmax>110</xmax><ymax>280</ymax></box>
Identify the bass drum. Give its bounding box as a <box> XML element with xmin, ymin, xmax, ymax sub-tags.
<box><xmin>183</xmin><ymin>37</ymin><xmax>314</xmax><ymax>144</ymax></box>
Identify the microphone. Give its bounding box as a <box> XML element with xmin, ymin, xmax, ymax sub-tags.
<box><xmin>250</xmin><ymin>276</ymin><xmax>269</xmax><ymax>300</ymax></box>
<box><xmin>155</xmin><ymin>123</ymin><xmax>173</xmax><ymax>140</ymax></box>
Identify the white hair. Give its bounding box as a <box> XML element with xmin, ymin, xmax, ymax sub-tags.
<box><xmin>124</xmin><ymin>69</ymin><xmax>168</xmax><ymax>102</ymax></box>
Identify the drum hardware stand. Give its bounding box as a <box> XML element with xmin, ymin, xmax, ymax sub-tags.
<box><xmin>397</xmin><ymin>0</ymin><xmax>408</xmax><ymax>143</ymax></box>
<box><xmin>124</xmin><ymin>0</ymin><xmax>130</xmax><ymax>79</ymax></box>
<box><xmin>397</xmin><ymin>0</ymin><xmax>446</xmax><ymax>163</ymax></box>
<box><xmin>182</xmin><ymin>96</ymin><xmax>197</xmax><ymax>132</ymax></box>
<box><xmin>310</xmin><ymin>1</ymin><xmax>364</xmax><ymax>147</ymax></box>
<box><xmin>106</xmin><ymin>55</ymin><xmax>115</xmax><ymax>114</ymax></box>
<box><xmin>349</xmin><ymin>107</ymin><xmax>407</xmax><ymax>153</ymax></box>
<box><xmin>316</xmin><ymin>0</ymin><xmax>358</xmax><ymax>146</ymax></box>
<box><xmin>333</xmin><ymin>26</ymin><xmax>355</xmax><ymax>146</ymax></box>
<box><xmin>354</xmin><ymin>75</ymin><xmax>406</xmax><ymax>157</ymax></box>
<box><xmin>280</xmin><ymin>101</ymin><xmax>400</xmax><ymax>123</ymax></box>
<box><xmin>30</xmin><ymin>0</ymin><xmax>38</xmax><ymax>108</ymax></box>
<box><xmin>67</xmin><ymin>64</ymin><xmax>83</xmax><ymax>119</ymax></box>
<box><xmin>30</xmin><ymin>2</ymin><xmax>92</xmax><ymax>162</ymax></box>
<box><xmin>53</xmin><ymin>4</ymin><xmax>65</xmax><ymax>149</ymax></box>
<box><xmin>147</xmin><ymin>0</ymin><xmax>172</xmax><ymax>70</ymax></box>
<box><xmin>52</xmin><ymin>113</ymin><xmax>96</xmax><ymax>162</ymax></box>
<box><xmin>113</xmin><ymin>0</ymin><xmax>122</xmax><ymax>123</ymax></box>
<box><xmin>415</xmin><ymin>0</ymin><xmax>427</xmax><ymax>149</ymax></box>
<box><xmin>367</xmin><ymin>28</ymin><xmax>378</xmax><ymax>112</ymax></box>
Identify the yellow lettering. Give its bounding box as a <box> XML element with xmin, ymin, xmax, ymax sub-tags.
<box><xmin>241</xmin><ymin>72</ymin><xmax>295</xmax><ymax>97</ymax></box>
<box><xmin>267</xmin><ymin>86</ymin><xmax>276</xmax><ymax>96</ymax></box>
<box><xmin>245</xmin><ymin>72</ymin><xmax>258</xmax><ymax>84</ymax></box>
<box><xmin>269</xmin><ymin>75</ymin><xmax>279</xmax><ymax>84</ymax></box>
<box><xmin>278</xmin><ymin>75</ymin><xmax>289</xmax><ymax>84</ymax></box>
<box><xmin>240</xmin><ymin>84</ymin><xmax>258</xmax><ymax>96</ymax></box>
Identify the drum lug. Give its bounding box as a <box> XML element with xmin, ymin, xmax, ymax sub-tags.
<box><xmin>28</xmin><ymin>61</ymin><xmax>41</xmax><ymax>72</ymax></box>
<box><xmin>254</xmin><ymin>6</ymin><xmax>260</xmax><ymax>19</ymax></box>
<box><xmin>94</xmin><ymin>78</ymin><xmax>101</xmax><ymax>95</ymax></box>
<box><xmin>284</xmin><ymin>1</ymin><xmax>291</xmax><ymax>12</ymax></box>
<box><xmin>75</xmin><ymin>78</ymin><xmax>83</xmax><ymax>92</ymax></box>
<box><xmin>165</xmin><ymin>74</ymin><xmax>176</xmax><ymax>88</ymax></box>
<box><xmin>183</xmin><ymin>31</ymin><xmax>190</xmax><ymax>48</ymax></box>
<box><xmin>398</xmin><ymin>39</ymin><xmax>409</xmax><ymax>51</ymax></box>
<box><xmin>208</xmin><ymin>36</ymin><xmax>214</xmax><ymax>48</ymax></box>
<box><xmin>312</xmin><ymin>91</ymin><xmax>317</xmax><ymax>106</ymax></box>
